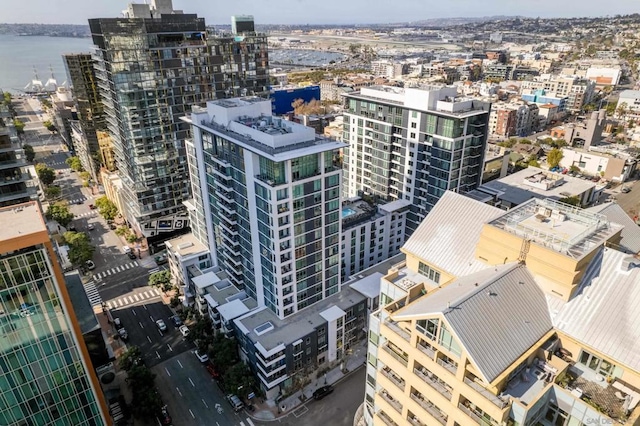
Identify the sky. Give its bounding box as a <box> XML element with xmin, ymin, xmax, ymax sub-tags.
<box><xmin>2</xmin><ymin>0</ymin><xmax>639</xmax><ymax>25</ymax></box>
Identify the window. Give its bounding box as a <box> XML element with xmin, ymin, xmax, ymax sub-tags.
<box><xmin>438</xmin><ymin>323</ymin><xmax>461</xmax><ymax>358</ymax></box>
<box><xmin>416</xmin><ymin>318</ymin><xmax>439</xmax><ymax>341</ymax></box>
<box><xmin>579</xmin><ymin>350</ymin><xmax>614</xmax><ymax>376</ymax></box>
<box><xmin>418</xmin><ymin>262</ymin><xmax>441</xmax><ymax>284</ymax></box>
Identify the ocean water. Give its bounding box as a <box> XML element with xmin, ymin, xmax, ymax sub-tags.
<box><xmin>0</xmin><ymin>34</ymin><xmax>93</xmax><ymax>93</ymax></box>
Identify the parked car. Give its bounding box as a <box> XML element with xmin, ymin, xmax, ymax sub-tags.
<box><xmin>156</xmin><ymin>319</ymin><xmax>167</xmax><ymax>332</ymax></box>
<box><xmin>179</xmin><ymin>325</ymin><xmax>190</xmax><ymax>338</ymax></box>
<box><xmin>313</xmin><ymin>385</ymin><xmax>334</xmax><ymax>400</ymax></box>
<box><xmin>127</xmin><ymin>252</ymin><xmax>137</xmax><ymax>260</ymax></box>
<box><xmin>87</xmin><ymin>224</ymin><xmax>95</xmax><ymax>231</ymax></box>
<box><xmin>117</xmin><ymin>328</ymin><xmax>128</xmax><ymax>341</ymax></box>
<box><xmin>170</xmin><ymin>315</ymin><xmax>182</xmax><ymax>327</ymax></box>
<box><xmin>114</xmin><ymin>318</ymin><xmax>123</xmax><ymax>329</ymax></box>
<box><xmin>195</xmin><ymin>350</ymin><xmax>209</xmax><ymax>363</ymax></box>
<box><xmin>206</xmin><ymin>363</ymin><xmax>220</xmax><ymax>379</ymax></box>
<box><xmin>621</xmin><ymin>186</ymin><xmax>631</xmax><ymax>193</ymax></box>
<box><xmin>88</xmin><ymin>204</ymin><xmax>96</xmax><ymax>210</ymax></box>
<box><xmin>75</xmin><ymin>199</ymin><xmax>83</xmax><ymax>205</ymax></box>
<box><xmin>226</xmin><ymin>394</ymin><xmax>244</xmax><ymax>412</ymax></box>
<box><xmin>109</xmin><ymin>223</ymin><xmax>117</xmax><ymax>230</ymax></box>
<box><xmin>85</xmin><ymin>260</ymin><xmax>95</xmax><ymax>270</ymax></box>
<box><xmin>157</xmin><ymin>405</ymin><xmax>172</xmax><ymax>425</ymax></box>
<box><xmin>122</xmin><ymin>246</ymin><xmax>132</xmax><ymax>254</ymax></box>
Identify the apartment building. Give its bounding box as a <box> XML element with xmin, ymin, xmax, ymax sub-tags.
<box><xmin>549</xmin><ymin>110</ymin><xmax>606</xmax><ymax>150</ymax></box>
<box><xmin>89</xmin><ymin>0</ymin><xmax>269</xmax><ymax>247</ymax></box>
<box><xmin>560</xmin><ymin>147</ymin><xmax>637</xmax><ymax>182</ymax></box>
<box><xmin>184</xmin><ymin>97</ymin><xmax>345</xmax><ymax>319</ymax></box>
<box><xmin>63</xmin><ymin>53</ymin><xmax>112</xmax><ymax>182</ymax></box>
<box><xmin>371</xmin><ymin>60</ymin><xmax>407</xmax><ymax>79</ymax></box>
<box><xmin>488</xmin><ymin>102</ymin><xmax>539</xmax><ymax>137</ymax></box>
<box><xmin>340</xmin><ymin>198</ymin><xmax>410</xmax><ymax>281</ymax></box>
<box><xmin>342</xmin><ymin>85</ymin><xmax>491</xmax><ymax>235</ymax></box>
<box><xmin>0</xmin><ymin>202</ymin><xmax>109</xmax><ymax>425</ymax></box>
<box><xmin>0</xmin><ymin>97</ymin><xmax>34</xmax><ymax>207</ymax></box>
<box><xmin>616</xmin><ymin>90</ymin><xmax>640</xmax><ymax>114</ymax></box>
<box><xmin>362</xmin><ymin>191</ymin><xmax>640</xmax><ymax>426</ymax></box>
<box><xmin>521</xmin><ymin>76</ymin><xmax>595</xmax><ymax>112</ymax></box>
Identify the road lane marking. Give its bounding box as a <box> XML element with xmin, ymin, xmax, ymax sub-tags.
<box><xmin>167</xmin><ymin>344</ymin><xmax>172</xmax><ymax>352</ymax></box>
<box><xmin>246</xmin><ymin>419</ymin><xmax>255</xmax><ymax>426</ymax></box>
<box><xmin>156</xmin><ymin>351</ymin><xmax>160</xmax><ymax>359</ymax></box>
<box><xmin>189</xmin><ymin>378</ymin><xmax>195</xmax><ymax>387</ymax></box>
<box><xmin>146</xmin><ymin>336</ymin><xmax>152</xmax><ymax>343</ymax></box>
<box><xmin>202</xmin><ymin>399</ymin><xmax>208</xmax><ymax>408</ymax></box>
<box><xmin>177</xmin><ymin>360</ymin><xmax>183</xmax><ymax>368</ymax></box>
<box><xmin>189</xmin><ymin>409</ymin><xmax>195</xmax><ymax>419</ymax></box>
<box><xmin>143</xmin><ymin>305</ymin><xmax>147</xmax><ymax>310</ymax></box>
<box><xmin>158</xmin><ymin>329</ymin><xmax>163</xmax><ymax>337</ymax></box>
<box><xmin>132</xmin><ymin>309</ymin><xmax>136</xmax><ymax>316</ymax></box>
<box><xmin>176</xmin><ymin>387</ymin><xmax>182</xmax><ymax>397</ymax></box>
<box><xmin>165</xmin><ymin>368</ymin><xmax>171</xmax><ymax>377</ymax></box>
<box><xmin>149</xmin><ymin>315</ymin><xmax>154</xmax><ymax>321</ymax></box>
<box><xmin>139</xmin><ymin>322</ymin><xmax>144</xmax><ymax>329</ymax></box>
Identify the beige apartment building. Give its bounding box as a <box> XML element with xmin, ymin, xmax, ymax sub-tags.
<box><xmin>363</xmin><ymin>191</ymin><xmax>640</xmax><ymax>426</ymax></box>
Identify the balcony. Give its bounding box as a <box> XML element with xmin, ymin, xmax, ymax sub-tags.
<box><xmin>385</xmin><ymin>320</ymin><xmax>410</xmax><ymax>341</ymax></box>
<box><xmin>436</xmin><ymin>356</ymin><xmax>458</xmax><ymax>375</ymax></box>
<box><xmin>377</xmin><ymin>410</ymin><xmax>398</xmax><ymax>426</ymax></box>
<box><xmin>464</xmin><ymin>376</ymin><xmax>509</xmax><ymax>409</ymax></box>
<box><xmin>410</xmin><ymin>393</ymin><xmax>447</xmax><ymax>425</ymax></box>
<box><xmin>380</xmin><ymin>345</ymin><xmax>408</xmax><ymax>368</ymax></box>
<box><xmin>458</xmin><ymin>402</ymin><xmax>483</xmax><ymax>423</ymax></box>
<box><xmin>414</xmin><ymin>368</ymin><xmax>452</xmax><ymax>400</ymax></box>
<box><xmin>407</xmin><ymin>413</ymin><xmax>426</xmax><ymax>426</ymax></box>
<box><xmin>417</xmin><ymin>339</ymin><xmax>435</xmax><ymax>359</ymax></box>
<box><xmin>256</xmin><ymin>174</ymin><xmax>285</xmax><ymax>187</ymax></box>
<box><xmin>380</xmin><ymin>367</ymin><xmax>405</xmax><ymax>391</ymax></box>
<box><xmin>379</xmin><ymin>390</ymin><xmax>402</xmax><ymax>414</ymax></box>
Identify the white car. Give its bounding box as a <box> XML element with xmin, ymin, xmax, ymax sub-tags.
<box><xmin>156</xmin><ymin>319</ymin><xmax>167</xmax><ymax>332</ymax></box>
<box><xmin>85</xmin><ymin>260</ymin><xmax>95</xmax><ymax>270</ymax></box>
<box><xmin>179</xmin><ymin>325</ymin><xmax>190</xmax><ymax>337</ymax></box>
<box><xmin>122</xmin><ymin>246</ymin><xmax>132</xmax><ymax>254</ymax></box>
<box><xmin>87</xmin><ymin>224</ymin><xmax>95</xmax><ymax>231</ymax></box>
<box><xmin>195</xmin><ymin>350</ymin><xmax>209</xmax><ymax>363</ymax></box>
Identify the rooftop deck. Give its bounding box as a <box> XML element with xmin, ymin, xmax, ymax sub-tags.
<box><xmin>489</xmin><ymin>198</ymin><xmax>619</xmax><ymax>259</ymax></box>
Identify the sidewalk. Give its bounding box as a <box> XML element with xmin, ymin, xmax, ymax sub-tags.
<box><xmin>248</xmin><ymin>340</ymin><xmax>368</xmax><ymax>421</ymax></box>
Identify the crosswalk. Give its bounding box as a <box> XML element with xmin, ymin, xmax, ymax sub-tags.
<box><xmin>84</xmin><ymin>280</ymin><xmax>104</xmax><ymax>308</ymax></box>
<box><xmin>74</xmin><ymin>210</ymin><xmax>98</xmax><ymax>218</ymax></box>
<box><xmin>106</xmin><ymin>288</ymin><xmax>162</xmax><ymax>309</ymax></box>
<box><xmin>92</xmin><ymin>261</ymin><xmax>139</xmax><ymax>280</ymax></box>
<box><xmin>49</xmin><ymin>162</ymin><xmax>68</xmax><ymax>167</ymax></box>
<box><xmin>240</xmin><ymin>418</ymin><xmax>255</xmax><ymax>426</ymax></box>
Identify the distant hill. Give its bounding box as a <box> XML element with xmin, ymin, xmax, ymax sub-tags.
<box><xmin>406</xmin><ymin>16</ymin><xmax>523</xmax><ymax>27</ymax></box>
<box><xmin>0</xmin><ymin>23</ymin><xmax>90</xmax><ymax>38</ymax></box>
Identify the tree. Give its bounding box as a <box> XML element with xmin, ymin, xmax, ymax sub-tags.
<box><xmin>42</xmin><ymin>120</ymin><xmax>55</xmax><ymax>131</ymax></box>
<box><xmin>63</xmin><ymin>231</ymin><xmax>95</xmax><ymax>265</ymax></box>
<box><xmin>13</xmin><ymin>119</ymin><xmax>25</xmax><ymax>135</ymax></box>
<box><xmin>2</xmin><ymin>92</ymin><xmax>11</xmax><ymax>105</ymax></box>
<box><xmin>222</xmin><ymin>363</ymin><xmax>257</xmax><ymax>399</ymax></box>
<box><xmin>115</xmin><ymin>226</ymin><xmax>130</xmax><ymax>237</ymax></box>
<box><xmin>126</xmin><ymin>233</ymin><xmax>139</xmax><ymax>244</ymax></box>
<box><xmin>95</xmin><ymin>196</ymin><xmax>118</xmax><ymax>221</ymax></box>
<box><xmin>22</xmin><ymin>144</ymin><xmax>36</xmax><ymax>162</ymax></box>
<box><xmin>45</xmin><ymin>202</ymin><xmax>74</xmax><ymax>227</ymax></box>
<box><xmin>558</xmin><ymin>196</ymin><xmax>581</xmax><ymax>206</ymax></box>
<box><xmin>35</xmin><ymin>163</ymin><xmax>56</xmax><ymax>185</ymax></box>
<box><xmin>547</xmin><ymin>148</ymin><xmax>564</xmax><ymax>168</ymax></box>
<box><xmin>292</xmin><ymin>98</ymin><xmax>325</xmax><ymax>115</ymax></box>
<box><xmin>119</xmin><ymin>346</ymin><xmax>143</xmax><ymax>372</ymax></box>
<box><xmin>148</xmin><ymin>270</ymin><xmax>173</xmax><ymax>293</ymax></box>
<box><xmin>79</xmin><ymin>171</ymin><xmax>91</xmax><ymax>181</ymax></box>
<box><xmin>210</xmin><ymin>333</ymin><xmax>239</xmax><ymax>371</ymax></box>
<box><xmin>65</xmin><ymin>156</ymin><xmax>83</xmax><ymax>172</ymax></box>
<box><xmin>528</xmin><ymin>158</ymin><xmax>540</xmax><ymax>167</ymax></box>
<box><xmin>44</xmin><ymin>186</ymin><xmax>61</xmax><ymax>200</ymax></box>
<box><xmin>126</xmin><ymin>365</ymin><xmax>163</xmax><ymax>420</ymax></box>
<box><xmin>616</xmin><ymin>102</ymin><xmax>628</xmax><ymax>118</ymax></box>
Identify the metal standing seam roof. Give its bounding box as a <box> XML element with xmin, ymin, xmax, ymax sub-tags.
<box><xmin>548</xmin><ymin>248</ymin><xmax>640</xmax><ymax>372</ymax></box>
<box><xmin>586</xmin><ymin>202</ymin><xmax>640</xmax><ymax>254</ymax></box>
<box><xmin>394</xmin><ymin>263</ymin><xmax>553</xmax><ymax>383</ymax></box>
<box><xmin>401</xmin><ymin>191</ymin><xmax>503</xmax><ymax>277</ymax></box>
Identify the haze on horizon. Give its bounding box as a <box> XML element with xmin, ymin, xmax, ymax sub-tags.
<box><xmin>2</xmin><ymin>0</ymin><xmax>640</xmax><ymax>26</ymax></box>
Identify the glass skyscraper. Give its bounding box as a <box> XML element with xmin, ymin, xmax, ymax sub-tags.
<box><xmin>0</xmin><ymin>202</ymin><xmax>107</xmax><ymax>425</ymax></box>
<box><xmin>88</xmin><ymin>0</ymin><xmax>269</xmax><ymax>247</ymax></box>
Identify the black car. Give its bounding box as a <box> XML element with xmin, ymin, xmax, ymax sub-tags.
<box><xmin>170</xmin><ymin>315</ymin><xmax>182</xmax><ymax>327</ymax></box>
<box><xmin>127</xmin><ymin>252</ymin><xmax>137</xmax><ymax>260</ymax></box>
<box><xmin>313</xmin><ymin>385</ymin><xmax>334</xmax><ymax>400</ymax></box>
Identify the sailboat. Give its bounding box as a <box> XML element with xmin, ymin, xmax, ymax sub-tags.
<box><xmin>24</xmin><ymin>67</ymin><xmax>44</xmax><ymax>94</ymax></box>
<box><xmin>43</xmin><ymin>66</ymin><xmax>58</xmax><ymax>93</ymax></box>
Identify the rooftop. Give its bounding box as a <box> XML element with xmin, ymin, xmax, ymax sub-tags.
<box><xmin>488</xmin><ymin>198</ymin><xmax>621</xmax><ymax>259</ymax></box>
<box><xmin>586</xmin><ymin>202</ymin><xmax>640</xmax><ymax>254</ymax></box>
<box><xmin>64</xmin><ymin>271</ymin><xmax>100</xmax><ymax>335</ymax></box>
<box><xmin>0</xmin><ymin>202</ymin><xmax>46</xmax><ymax>242</ymax></box>
<box><xmin>165</xmin><ymin>232</ymin><xmax>207</xmax><ymax>258</ymax></box>
<box><xmin>480</xmin><ymin>167</ymin><xmax>596</xmax><ymax>206</ymax></box>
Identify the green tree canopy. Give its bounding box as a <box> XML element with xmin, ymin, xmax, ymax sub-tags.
<box><xmin>44</xmin><ymin>185</ymin><xmax>61</xmax><ymax>200</ymax></box>
<box><xmin>63</xmin><ymin>231</ymin><xmax>94</xmax><ymax>265</ymax></box>
<box><xmin>547</xmin><ymin>148</ymin><xmax>564</xmax><ymax>168</ymax></box>
<box><xmin>148</xmin><ymin>270</ymin><xmax>172</xmax><ymax>293</ymax></box>
<box><xmin>126</xmin><ymin>365</ymin><xmax>163</xmax><ymax>420</ymax></box>
<box><xmin>35</xmin><ymin>163</ymin><xmax>56</xmax><ymax>185</ymax></box>
<box><xmin>13</xmin><ymin>119</ymin><xmax>25</xmax><ymax>134</ymax></box>
<box><xmin>210</xmin><ymin>333</ymin><xmax>239</xmax><ymax>372</ymax></box>
<box><xmin>528</xmin><ymin>158</ymin><xmax>540</xmax><ymax>167</ymax></box>
<box><xmin>222</xmin><ymin>363</ymin><xmax>257</xmax><ymax>399</ymax></box>
<box><xmin>22</xmin><ymin>144</ymin><xmax>36</xmax><ymax>162</ymax></box>
<box><xmin>558</xmin><ymin>196</ymin><xmax>581</xmax><ymax>206</ymax></box>
<box><xmin>65</xmin><ymin>156</ymin><xmax>83</xmax><ymax>172</ymax></box>
<box><xmin>45</xmin><ymin>202</ymin><xmax>74</xmax><ymax>227</ymax></box>
<box><xmin>42</xmin><ymin>120</ymin><xmax>55</xmax><ymax>131</ymax></box>
<box><xmin>2</xmin><ymin>92</ymin><xmax>11</xmax><ymax>105</ymax></box>
<box><xmin>119</xmin><ymin>346</ymin><xmax>143</xmax><ymax>372</ymax></box>
<box><xmin>95</xmin><ymin>196</ymin><xmax>118</xmax><ymax>221</ymax></box>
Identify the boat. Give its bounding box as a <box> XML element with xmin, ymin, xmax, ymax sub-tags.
<box><xmin>23</xmin><ymin>66</ymin><xmax>58</xmax><ymax>94</ymax></box>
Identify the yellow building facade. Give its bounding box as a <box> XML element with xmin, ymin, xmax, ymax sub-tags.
<box><xmin>363</xmin><ymin>192</ymin><xmax>640</xmax><ymax>426</ymax></box>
